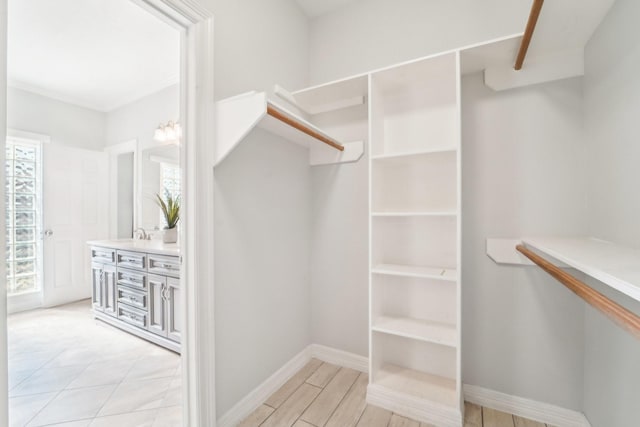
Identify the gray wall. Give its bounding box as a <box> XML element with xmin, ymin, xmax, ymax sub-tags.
<box><xmin>308</xmin><ymin>0</ymin><xmax>529</xmax><ymax>84</ymax></box>
<box><xmin>583</xmin><ymin>0</ymin><xmax>640</xmax><ymax>424</ymax></box>
<box><xmin>116</xmin><ymin>152</ymin><xmax>134</xmax><ymax>238</ymax></box>
<box><xmin>462</xmin><ymin>74</ymin><xmax>586</xmax><ymax>410</ymax></box>
<box><xmin>214</xmin><ymin>130</ymin><xmax>311</xmax><ymax>416</ymax></box>
<box><xmin>308</xmin><ymin>0</ymin><xmax>530</xmax><ymax>362</ymax></box>
<box><xmin>307</xmin><ymin>0</ymin><xmax>587</xmax><ymax>410</ymax></box>
<box><xmin>206</xmin><ymin>1</ymin><xmax>311</xmax><ymax>417</ymax></box>
<box><xmin>8</xmin><ymin>86</ymin><xmax>106</xmax><ymax>150</ymax></box>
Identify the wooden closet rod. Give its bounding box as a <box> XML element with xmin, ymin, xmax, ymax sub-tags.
<box><xmin>266</xmin><ymin>105</ymin><xmax>345</xmax><ymax>152</ymax></box>
<box><xmin>516</xmin><ymin>244</ymin><xmax>640</xmax><ymax>340</ymax></box>
<box><xmin>515</xmin><ymin>0</ymin><xmax>544</xmax><ymax>70</ymax></box>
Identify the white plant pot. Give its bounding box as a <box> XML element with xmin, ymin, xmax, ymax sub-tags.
<box><xmin>163</xmin><ymin>227</ymin><xmax>178</xmax><ymax>243</ymax></box>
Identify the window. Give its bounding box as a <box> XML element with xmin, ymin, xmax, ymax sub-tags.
<box><xmin>5</xmin><ymin>139</ymin><xmax>42</xmax><ymax>295</ymax></box>
<box><xmin>159</xmin><ymin>163</ymin><xmax>181</xmax><ymax>226</ymax></box>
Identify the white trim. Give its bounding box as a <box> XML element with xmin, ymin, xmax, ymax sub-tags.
<box><xmin>7</xmin><ymin>291</ymin><xmax>42</xmax><ymax>314</ymax></box>
<box><xmin>463</xmin><ymin>384</ymin><xmax>592</xmax><ymax>427</ymax></box>
<box><xmin>7</xmin><ymin>129</ymin><xmax>51</xmax><ymax>144</ymax></box>
<box><xmin>216</xmin><ymin>347</ymin><xmax>312</xmax><ymax>427</ymax></box>
<box><xmin>309</xmin><ymin>344</ymin><xmax>368</xmax><ymax>373</ymax></box>
<box><xmin>0</xmin><ymin>0</ymin><xmax>7</xmax><ymax>422</ymax></box>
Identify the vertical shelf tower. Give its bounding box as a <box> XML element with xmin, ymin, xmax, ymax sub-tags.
<box><xmin>367</xmin><ymin>52</ymin><xmax>462</xmax><ymax>426</ymax></box>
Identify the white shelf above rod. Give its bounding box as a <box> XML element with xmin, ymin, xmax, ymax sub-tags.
<box><xmin>214</xmin><ymin>91</ymin><xmax>364</xmax><ymax>167</ymax></box>
<box><xmin>274</xmin><ymin>84</ymin><xmax>365</xmax><ymax>116</ymax></box>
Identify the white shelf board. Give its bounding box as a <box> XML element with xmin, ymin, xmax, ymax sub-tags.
<box><xmin>523</xmin><ymin>237</ymin><xmax>640</xmax><ymax>303</ymax></box>
<box><xmin>372</xmin><ymin>316</ymin><xmax>457</xmax><ymax>347</ymax></box>
<box><xmin>289</xmin><ymin>75</ymin><xmax>368</xmax><ymax>115</ymax></box>
<box><xmin>371</xmin><ymin>147</ymin><xmax>457</xmax><ymax>160</ymax></box>
<box><xmin>373</xmin><ymin>363</ymin><xmax>457</xmax><ymax>408</ymax></box>
<box><xmin>372</xmin><ymin>264</ymin><xmax>457</xmax><ymax>282</ymax></box>
<box><xmin>214</xmin><ymin>91</ymin><xmax>363</xmax><ymax>166</ymax></box>
<box><xmin>372</xmin><ymin>211</ymin><xmax>457</xmax><ymax>218</ymax></box>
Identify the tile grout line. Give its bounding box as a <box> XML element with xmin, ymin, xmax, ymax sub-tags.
<box><xmin>20</xmin><ymin>362</ymin><xmax>95</xmax><ymax>427</ymax></box>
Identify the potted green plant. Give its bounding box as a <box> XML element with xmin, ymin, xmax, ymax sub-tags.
<box><xmin>155</xmin><ymin>193</ymin><xmax>180</xmax><ymax>243</ymax></box>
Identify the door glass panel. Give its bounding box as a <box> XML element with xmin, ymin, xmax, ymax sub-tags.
<box><xmin>5</xmin><ymin>139</ymin><xmax>42</xmax><ymax>295</ymax></box>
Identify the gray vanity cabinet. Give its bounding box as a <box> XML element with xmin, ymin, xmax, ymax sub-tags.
<box><xmin>166</xmin><ymin>277</ymin><xmax>181</xmax><ymax>342</ymax></box>
<box><xmin>91</xmin><ymin>262</ymin><xmax>117</xmax><ymax>318</ymax></box>
<box><xmin>90</xmin><ymin>244</ymin><xmax>181</xmax><ymax>353</ymax></box>
<box><xmin>148</xmin><ymin>274</ymin><xmax>167</xmax><ymax>337</ymax></box>
<box><xmin>147</xmin><ymin>274</ymin><xmax>182</xmax><ymax>344</ymax></box>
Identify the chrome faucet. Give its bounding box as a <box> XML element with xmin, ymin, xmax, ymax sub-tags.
<box><xmin>133</xmin><ymin>228</ymin><xmax>148</xmax><ymax>240</ymax></box>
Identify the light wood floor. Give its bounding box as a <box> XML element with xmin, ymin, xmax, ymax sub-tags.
<box><xmin>239</xmin><ymin>359</ymin><xmax>554</xmax><ymax>427</ymax></box>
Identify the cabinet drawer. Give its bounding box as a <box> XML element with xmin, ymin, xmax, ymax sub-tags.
<box><xmin>117</xmin><ymin>286</ymin><xmax>147</xmax><ymax>310</ymax></box>
<box><xmin>117</xmin><ymin>268</ymin><xmax>147</xmax><ymax>291</ymax></box>
<box><xmin>117</xmin><ymin>304</ymin><xmax>147</xmax><ymax>329</ymax></box>
<box><xmin>148</xmin><ymin>254</ymin><xmax>181</xmax><ymax>278</ymax></box>
<box><xmin>117</xmin><ymin>250</ymin><xmax>147</xmax><ymax>271</ymax></box>
<box><xmin>91</xmin><ymin>247</ymin><xmax>116</xmax><ymax>264</ymax></box>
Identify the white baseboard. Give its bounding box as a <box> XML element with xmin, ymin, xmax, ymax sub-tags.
<box><xmin>216</xmin><ymin>346</ymin><xmax>312</xmax><ymax>427</ymax></box>
<box><xmin>464</xmin><ymin>384</ymin><xmax>591</xmax><ymax>427</ymax></box>
<box><xmin>216</xmin><ymin>346</ymin><xmax>590</xmax><ymax>427</ymax></box>
<box><xmin>309</xmin><ymin>344</ymin><xmax>368</xmax><ymax>373</ymax></box>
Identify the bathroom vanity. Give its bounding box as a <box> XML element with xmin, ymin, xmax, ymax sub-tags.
<box><xmin>87</xmin><ymin>239</ymin><xmax>181</xmax><ymax>352</ymax></box>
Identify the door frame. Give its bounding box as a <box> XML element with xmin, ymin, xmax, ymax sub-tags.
<box><xmin>0</xmin><ymin>1</ymin><xmax>217</xmax><ymax>426</ymax></box>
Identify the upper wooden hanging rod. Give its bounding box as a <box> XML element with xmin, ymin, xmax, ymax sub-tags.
<box><xmin>515</xmin><ymin>0</ymin><xmax>545</xmax><ymax>70</ymax></box>
<box><xmin>266</xmin><ymin>104</ymin><xmax>344</xmax><ymax>152</ymax></box>
<box><xmin>516</xmin><ymin>244</ymin><xmax>640</xmax><ymax>340</ymax></box>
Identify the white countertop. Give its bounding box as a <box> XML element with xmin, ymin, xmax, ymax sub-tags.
<box><xmin>523</xmin><ymin>237</ymin><xmax>640</xmax><ymax>303</ymax></box>
<box><xmin>87</xmin><ymin>239</ymin><xmax>180</xmax><ymax>257</ymax></box>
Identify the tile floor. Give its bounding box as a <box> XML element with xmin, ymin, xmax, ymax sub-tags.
<box><xmin>239</xmin><ymin>359</ymin><xmax>552</xmax><ymax>427</ymax></box>
<box><xmin>8</xmin><ymin>299</ymin><xmax>182</xmax><ymax>427</ymax></box>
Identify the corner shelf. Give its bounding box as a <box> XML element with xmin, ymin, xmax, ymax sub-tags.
<box><xmin>372</xmin><ymin>264</ymin><xmax>457</xmax><ymax>282</ymax></box>
<box><xmin>372</xmin><ymin>316</ymin><xmax>457</xmax><ymax>347</ymax></box>
<box><xmin>214</xmin><ymin>91</ymin><xmax>364</xmax><ymax>166</ymax></box>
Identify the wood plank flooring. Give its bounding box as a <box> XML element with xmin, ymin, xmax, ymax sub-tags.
<box><xmin>239</xmin><ymin>359</ymin><xmax>557</xmax><ymax>427</ymax></box>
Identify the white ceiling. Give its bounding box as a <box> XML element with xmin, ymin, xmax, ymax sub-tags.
<box><xmin>8</xmin><ymin>0</ymin><xmax>180</xmax><ymax>112</ymax></box>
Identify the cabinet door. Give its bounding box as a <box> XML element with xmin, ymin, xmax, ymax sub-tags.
<box><xmin>91</xmin><ymin>263</ymin><xmax>104</xmax><ymax>312</ymax></box>
<box><xmin>166</xmin><ymin>277</ymin><xmax>181</xmax><ymax>343</ymax></box>
<box><xmin>103</xmin><ymin>264</ymin><xmax>118</xmax><ymax>317</ymax></box>
<box><xmin>148</xmin><ymin>274</ymin><xmax>167</xmax><ymax>337</ymax></box>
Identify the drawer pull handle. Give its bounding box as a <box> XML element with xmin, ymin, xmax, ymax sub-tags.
<box><xmin>154</xmin><ymin>262</ymin><xmax>178</xmax><ymax>270</ymax></box>
<box><xmin>122</xmin><ymin>257</ymin><xmax>142</xmax><ymax>264</ymax></box>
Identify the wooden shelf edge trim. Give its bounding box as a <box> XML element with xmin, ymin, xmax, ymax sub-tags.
<box><xmin>516</xmin><ymin>244</ymin><xmax>640</xmax><ymax>340</ymax></box>
<box><xmin>266</xmin><ymin>104</ymin><xmax>345</xmax><ymax>151</ymax></box>
<box><xmin>515</xmin><ymin>0</ymin><xmax>544</xmax><ymax>71</ymax></box>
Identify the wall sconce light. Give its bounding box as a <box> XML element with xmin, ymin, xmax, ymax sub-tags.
<box><xmin>154</xmin><ymin>121</ymin><xmax>182</xmax><ymax>144</ymax></box>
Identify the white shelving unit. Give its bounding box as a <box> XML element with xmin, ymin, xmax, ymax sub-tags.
<box><xmin>368</xmin><ymin>51</ymin><xmax>463</xmax><ymax>426</ymax></box>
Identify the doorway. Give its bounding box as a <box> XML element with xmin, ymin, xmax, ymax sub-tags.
<box><xmin>1</xmin><ymin>0</ymin><xmax>215</xmax><ymax>425</ymax></box>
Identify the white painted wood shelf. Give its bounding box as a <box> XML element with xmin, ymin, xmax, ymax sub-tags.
<box><xmin>372</xmin><ymin>211</ymin><xmax>457</xmax><ymax>217</ymax></box>
<box><xmin>372</xmin><ymin>363</ymin><xmax>458</xmax><ymax>408</ymax></box>
<box><xmin>523</xmin><ymin>237</ymin><xmax>640</xmax><ymax>303</ymax></box>
<box><xmin>371</xmin><ymin>147</ymin><xmax>457</xmax><ymax>160</ymax></box>
<box><xmin>372</xmin><ymin>264</ymin><xmax>457</xmax><ymax>282</ymax></box>
<box><xmin>372</xmin><ymin>316</ymin><xmax>457</xmax><ymax>347</ymax></box>
<box><xmin>214</xmin><ymin>91</ymin><xmax>364</xmax><ymax>166</ymax></box>
<box><xmin>368</xmin><ymin>50</ymin><xmax>462</xmax><ymax>426</ymax></box>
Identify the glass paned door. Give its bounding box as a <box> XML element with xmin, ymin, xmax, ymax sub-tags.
<box><xmin>5</xmin><ymin>139</ymin><xmax>42</xmax><ymax>295</ymax></box>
